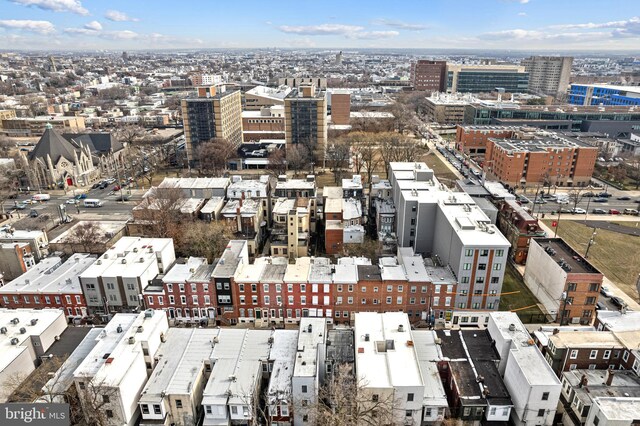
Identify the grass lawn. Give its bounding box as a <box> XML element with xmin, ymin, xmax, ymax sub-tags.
<box><xmin>610</xmin><ymin>221</ymin><xmax>640</xmax><ymax>229</ymax></box>
<box><xmin>499</xmin><ymin>263</ymin><xmax>545</xmax><ymax>323</ymax></box>
<box><xmin>542</xmin><ymin>219</ymin><xmax>640</xmax><ymax>299</ymax></box>
<box><xmin>422</xmin><ymin>152</ymin><xmax>459</xmax><ymax>187</ymax></box>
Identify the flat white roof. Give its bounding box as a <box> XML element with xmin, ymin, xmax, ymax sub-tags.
<box><xmin>79</xmin><ymin>237</ymin><xmax>173</xmax><ymax>279</ymax></box>
<box><xmin>158</xmin><ymin>177</ymin><xmax>230</xmax><ymax>190</ymax></box>
<box><xmin>267</xmin><ymin>330</ymin><xmax>298</xmax><ymax>400</ymax></box>
<box><xmin>593</xmin><ymin>397</ymin><xmax>640</xmax><ymax>421</ymax></box>
<box><xmin>308</xmin><ymin>259</ymin><xmax>332</xmax><ymax>284</ymax></box>
<box><xmin>596</xmin><ymin>311</ymin><xmax>640</xmax><ymax>332</ymax></box>
<box><xmin>294</xmin><ymin>318</ymin><xmax>326</xmax><ymax>378</ymax></box>
<box><xmin>200</xmin><ymin>197</ymin><xmax>225</xmax><ymax>214</ymax></box>
<box><xmin>140</xmin><ymin>328</ymin><xmax>220</xmax><ymax>401</ymax></box>
<box><xmin>284</xmin><ymin>258</ymin><xmax>310</xmax><ymax>283</ymax></box>
<box><xmin>342</xmin><ymin>199</ymin><xmax>362</xmax><ymax>220</ymax></box>
<box><xmin>275</xmin><ymin>178</ymin><xmax>316</xmax><ymax>191</ymax></box>
<box><xmin>354</xmin><ymin>312</ymin><xmax>423</xmax><ymax>389</ymax></box>
<box><xmin>412</xmin><ymin>330</ymin><xmax>448</xmax><ymax>407</ymax></box>
<box><xmin>162</xmin><ymin>257</ymin><xmax>208</xmax><ymax>283</ymax></box>
<box><xmin>234</xmin><ymin>263</ymin><xmax>266</xmax><ymax>283</ymax></box>
<box><xmin>332</xmin><ymin>264</ymin><xmax>358</xmax><ymax>284</ymax></box>
<box><xmin>49</xmin><ymin>221</ymin><xmax>127</xmax><ymax>245</ymax></box>
<box><xmin>1</xmin><ymin>254</ymin><xmax>94</xmax><ymax>295</ymax></box>
<box><xmin>0</xmin><ymin>308</ymin><xmax>66</xmax><ymax>373</ymax></box>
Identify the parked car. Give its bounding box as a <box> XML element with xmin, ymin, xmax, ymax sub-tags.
<box><xmin>113</xmin><ymin>185</ymin><xmax>121</xmax><ymax>191</ymax></box>
<box><xmin>517</xmin><ymin>196</ymin><xmax>530</xmax><ymax>204</ymax></box>
<box><xmin>596</xmin><ymin>302</ymin><xmax>608</xmax><ymax>311</ymax></box>
<box><xmin>583</xmin><ymin>192</ymin><xmax>595</xmax><ymax>197</ymax></box>
<box><xmin>617</xmin><ymin>196</ymin><xmax>631</xmax><ymax>201</ymax></box>
<box><xmin>623</xmin><ymin>208</ymin><xmax>639</xmax><ymax>215</ymax></box>
<box><xmin>609</xmin><ymin>209</ymin><xmax>621</xmax><ymax>215</ymax></box>
<box><xmin>114</xmin><ymin>194</ymin><xmax>130</xmax><ymax>202</ymax></box>
<box><xmin>598</xmin><ymin>192</ymin><xmax>612</xmax><ymax>198</ymax></box>
<box><xmin>600</xmin><ymin>286</ymin><xmax>613</xmax><ymax>297</ymax></box>
<box><xmin>92</xmin><ymin>181</ymin><xmax>103</xmax><ymax>189</ymax></box>
<box><xmin>66</xmin><ymin>199</ymin><xmax>79</xmax><ymax>204</ymax></box>
<box><xmin>534</xmin><ymin>198</ymin><xmax>547</xmax><ymax>204</ymax></box>
<box><xmin>74</xmin><ymin>194</ymin><xmax>87</xmax><ymax>200</ymax></box>
<box><xmin>15</xmin><ymin>203</ymin><xmax>26</xmax><ymax>210</ymax></box>
<box><xmin>610</xmin><ymin>296</ymin><xmax>626</xmax><ymax>308</ymax></box>
<box><xmin>98</xmin><ymin>182</ymin><xmax>108</xmax><ymax>189</ymax></box>
<box><xmin>571</xmin><ymin>207</ymin><xmax>586</xmax><ymax>214</ymax></box>
<box><xmin>105</xmin><ymin>178</ymin><xmax>116</xmax><ymax>184</ymax></box>
<box><xmin>592</xmin><ymin>197</ymin><xmax>608</xmax><ymax>203</ymax></box>
<box><xmin>592</xmin><ymin>208</ymin><xmax>607</xmax><ymax>214</ymax></box>
<box><xmin>559</xmin><ymin>208</ymin><xmax>572</xmax><ymax>214</ymax></box>
<box><xmin>556</xmin><ymin>198</ymin><xmax>570</xmax><ymax>204</ymax></box>
<box><xmin>29</xmin><ymin>209</ymin><xmax>38</xmax><ymax>218</ymax></box>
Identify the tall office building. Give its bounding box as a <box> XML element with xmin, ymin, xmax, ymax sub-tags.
<box><xmin>284</xmin><ymin>84</ymin><xmax>327</xmax><ymax>158</ymax></box>
<box><xmin>181</xmin><ymin>87</ymin><xmax>243</xmax><ymax>164</ymax></box>
<box><xmin>522</xmin><ymin>56</ymin><xmax>573</xmax><ymax>96</ymax></box>
<box><xmin>410</xmin><ymin>60</ymin><xmax>447</xmax><ymax>92</ymax></box>
<box><xmin>447</xmin><ymin>64</ymin><xmax>528</xmax><ymax>93</ymax></box>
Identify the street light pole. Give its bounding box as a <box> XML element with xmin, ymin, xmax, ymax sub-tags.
<box><xmin>584</xmin><ymin>228</ymin><xmax>597</xmax><ymax>258</ymax></box>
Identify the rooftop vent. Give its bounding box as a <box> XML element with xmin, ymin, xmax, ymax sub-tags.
<box><xmin>508</xmin><ymin>324</ymin><xmax>516</xmax><ymax>331</ymax></box>
<box><xmin>11</xmin><ymin>318</ymin><xmax>19</xmax><ymax>325</ymax></box>
<box><xmin>398</xmin><ymin>324</ymin><xmax>404</xmax><ymax>332</ymax></box>
<box><xmin>116</xmin><ymin>324</ymin><xmax>123</xmax><ymax>333</ymax></box>
<box><xmin>0</xmin><ymin>327</ymin><xmax>7</xmax><ymax>334</ymax></box>
<box><xmin>30</xmin><ymin>318</ymin><xmax>38</xmax><ymax>326</ymax></box>
<box><xmin>128</xmin><ymin>336</ymin><xmax>136</xmax><ymax>344</ymax></box>
<box><xmin>144</xmin><ymin>309</ymin><xmax>153</xmax><ymax>318</ymax></box>
<box><xmin>11</xmin><ymin>338</ymin><xmax>19</xmax><ymax>345</ymax></box>
<box><xmin>19</xmin><ymin>327</ymin><xmax>26</xmax><ymax>334</ymax></box>
<box><xmin>364</xmin><ymin>333</ymin><xmax>370</xmax><ymax>342</ymax></box>
<box><xmin>136</xmin><ymin>326</ymin><xmax>144</xmax><ymax>333</ymax></box>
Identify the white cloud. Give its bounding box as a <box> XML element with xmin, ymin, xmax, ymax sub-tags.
<box><xmin>277</xmin><ymin>24</ymin><xmax>364</xmax><ymax>36</ymax></box>
<box><xmin>480</xmin><ymin>28</ymin><xmax>608</xmax><ymax>42</ymax></box>
<box><xmin>518</xmin><ymin>12</ymin><xmax>527</xmax><ymax>16</ymax></box>
<box><xmin>104</xmin><ymin>10</ymin><xmax>139</xmax><ymax>22</ymax></box>
<box><xmin>0</xmin><ymin>19</ymin><xmax>55</xmax><ymax>34</ymax></box>
<box><xmin>371</xmin><ymin>19</ymin><xmax>427</xmax><ymax>31</ymax></box>
<box><xmin>10</xmin><ymin>0</ymin><xmax>88</xmax><ymax>15</ymax></box>
<box><xmin>84</xmin><ymin>21</ymin><xmax>102</xmax><ymax>31</ymax></box>
<box><xmin>549</xmin><ymin>16</ymin><xmax>640</xmax><ymax>37</ymax></box>
<box><xmin>349</xmin><ymin>30</ymin><xmax>399</xmax><ymax>39</ymax></box>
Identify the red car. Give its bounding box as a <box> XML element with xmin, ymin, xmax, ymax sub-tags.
<box><xmin>609</xmin><ymin>209</ymin><xmax>620</xmax><ymax>215</ymax></box>
<box><xmin>113</xmin><ymin>185</ymin><xmax>121</xmax><ymax>191</ymax></box>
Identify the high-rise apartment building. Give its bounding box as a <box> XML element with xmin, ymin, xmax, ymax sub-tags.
<box><xmin>410</xmin><ymin>60</ymin><xmax>447</xmax><ymax>92</ymax></box>
<box><xmin>522</xmin><ymin>56</ymin><xmax>573</xmax><ymax>96</ymax></box>
<box><xmin>181</xmin><ymin>88</ymin><xmax>243</xmax><ymax>164</ymax></box>
<box><xmin>284</xmin><ymin>84</ymin><xmax>327</xmax><ymax>158</ymax></box>
<box><xmin>447</xmin><ymin>64</ymin><xmax>529</xmax><ymax>93</ymax></box>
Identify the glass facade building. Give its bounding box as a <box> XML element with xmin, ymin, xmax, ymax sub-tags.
<box><xmin>447</xmin><ymin>70</ymin><xmax>529</xmax><ymax>93</ymax></box>
<box><xmin>568</xmin><ymin>84</ymin><xmax>640</xmax><ymax>106</ymax></box>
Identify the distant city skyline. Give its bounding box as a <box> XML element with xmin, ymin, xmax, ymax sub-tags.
<box><xmin>0</xmin><ymin>0</ymin><xmax>639</xmax><ymax>51</ymax></box>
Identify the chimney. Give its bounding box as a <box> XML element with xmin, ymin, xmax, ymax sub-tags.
<box><xmin>606</xmin><ymin>369</ymin><xmax>615</xmax><ymax>386</ymax></box>
<box><xmin>579</xmin><ymin>374</ymin><xmax>588</xmax><ymax>388</ymax></box>
<box><xmin>553</xmin><ymin>328</ymin><xmax>560</xmax><ymax>335</ymax></box>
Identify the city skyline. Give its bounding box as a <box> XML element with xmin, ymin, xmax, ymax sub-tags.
<box><xmin>0</xmin><ymin>0</ymin><xmax>638</xmax><ymax>51</ymax></box>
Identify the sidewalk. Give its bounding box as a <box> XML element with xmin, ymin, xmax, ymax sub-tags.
<box><xmin>425</xmin><ymin>140</ymin><xmax>464</xmax><ymax>179</ymax></box>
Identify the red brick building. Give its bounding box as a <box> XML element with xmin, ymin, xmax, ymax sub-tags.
<box><xmin>455</xmin><ymin>125</ymin><xmax>518</xmax><ymax>156</ymax></box>
<box><xmin>410</xmin><ymin>60</ymin><xmax>447</xmax><ymax>92</ymax></box>
<box><xmin>496</xmin><ymin>199</ymin><xmax>545</xmax><ymax>264</ymax></box>
<box><xmin>0</xmin><ymin>254</ymin><xmax>95</xmax><ymax>318</ymax></box>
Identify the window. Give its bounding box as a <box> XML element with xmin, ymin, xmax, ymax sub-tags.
<box><xmin>302</xmin><ymin>385</ymin><xmax>308</xmax><ymax>393</ymax></box>
<box><xmin>463</xmin><ymin>407</ymin><xmax>471</xmax><ymax>417</ymax></box>
<box><xmin>590</xmin><ymin>350</ymin><xmax>598</xmax><ymax>359</ymax></box>
<box><xmin>231</xmin><ymin>406</ymin><xmax>238</xmax><ymax>415</ymax></box>
<box><xmin>106</xmin><ymin>410</ymin><xmax>113</xmax><ymax>418</ymax></box>
<box><xmin>169</xmin><ymin>295</ymin><xmax>175</xmax><ymax>304</ymax></box>
<box><xmin>604</xmin><ymin>350</ymin><xmax>611</xmax><ymax>360</ymax></box>
<box><xmin>496</xmin><ymin>249</ymin><xmax>504</xmax><ymax>257</ymax></box>
<box><xmin>463</xmin><ymin>263</ymin><xmax>471</xmax><ymax>270</ymax></box>
<box><xmin>407</xmin><ymin>393</ymin><xmax>414</xmax><ymax>402</ymax></box>
<box><xmin>206</xmin><ymin>406</ymin><xmax>212</xmax><ymax>415</ymax></box>
<box><xmin>179</xmin><ymin>284</ymin><xmax>185</xmax><ymax>292</ymax></box>
<box><xmin>461</xmin><ymin>276</ymin><xmax>470</xmax><ymax>284</ymax></box>
<box><xmin>386</xmin><ymin>297</ymin><xmax>392</xmax><ymax>304</ymax></box>
<box><xmin>372</xmin><ymin>394</ymin><xmax>379</xmax><ymax>402</ymax></box>
<box><xmin>176</xmin><ymin>399</ymin><xmax>183</xmax><ymax>408</ymax></box>
<box><xmin>141</xmin><ymin>404</ymin><xmax>149</xmax><ymax>414</ymax></box>
<box><xmin>478</xmin><ymin>263</ymin><xmax>487</xmax><ymax>270</ymax></box>
<box><xmin>623</xmin><ymin>351</ymin><xmax>630</xmax><ymax>361</ymax></box>
<box><xmin>192</xmin><ymin>295</ymin><xmax>198</xmax><ymax>304</ymax></box>
<box><xmin>542</xmin><ymin>392</ymin><xmax>549</xmax><ymax>401</ymax></box>
<box><xmin>568</xmin><ymin>282</ymin><xmax>577</xmax><ymax>291</ymax></box>
<box><xmin>180</xmin><ymin>296</ymin><xmax>187</xmax><ymax>304</ymax></box>
<box><xmin>103</xmin><ymin>395</ymin><xmax>110</xmax><ymax>403</ymax></box>
<box><xmin>491</xmin><ymin>277</ymin><xmax>500</xmax><ymax>284</ymax></box>
<box><xmin>493</xmin><ymin>263</ymin><xmax>502</xmax><ymax>271</ymax></box>
<box><xmin>78</xmin><ymin>381</ymin><xmax>85</xmax><ymax>390</ymax></box>
<box><xmin>537</xmin><ymin>409</ymin><xmax>545</xmax><ymax>417</ymax></box>
<box><xmin>465</xmin><ymin>249</ymin><xmax>473</xmax><ymax>256</ymax></box>
<box><xmin>153</xmin><ymin>405</ymin><xmax>161</xmax><ymax>414</ymax></box>
<box><xmin>570</xmin><ymin>350</ymin><xmax>578</xmax><ymax>359</ymax></box>
<box><xmin>480</xmin><ymin>249</ymin><xmax>489</xmax><ymax>256</ymax></box>
<box><xmin>405</xmin><ymin>410</ymin><xmax>412</xmax><ymax>417</ymax></box>
<box><xmin>396</xmin><ymin>296</ymin><xmax>403</xmax><ymax>304</ymax></box>
<box><xmin>589</xmin><ymin>283</ymin><xmax>599</xmax><ymax>292</ymax></box>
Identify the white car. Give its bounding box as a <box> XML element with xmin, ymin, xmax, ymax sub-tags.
<box><xmin>571</xmin><ymin>208</ymin><xmax>586</xmax><ymax>214</ymax></box>
<box><xmin>600</xmin><ymin>286</ymin><xmax>613</xmax><ymax>298</ymax></box>
<box><xmin>66</xmin><ymin>199</ymin><xmax>79</xmax><ymax>204</ymax></box>
<box><xmin>557</xmin><ymin>199</ymin><xmax>570</xmax><ymax>205</ymax></box>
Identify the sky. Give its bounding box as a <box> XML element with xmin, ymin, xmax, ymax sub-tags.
<box><xmin>0</xmin><ymin>0</ymin><xmax>639</xmax><ymax>51</ymax></box>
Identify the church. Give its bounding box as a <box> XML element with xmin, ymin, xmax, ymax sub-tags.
<box><xmin>20</xmin><ymin>124</ymin><xmax>126</xmax><ymax>190</ymax></box>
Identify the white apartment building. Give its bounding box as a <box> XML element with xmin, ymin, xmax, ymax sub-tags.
<box><xmin>0</xmin><ymin>308</ymin><xmax>67</xmax><ymax>401</ymax></box>
<box><xmin>0</xmin><ymin>228</ymin><xmax>49</xmax><ymax>260</ymax></box>
<box><xmin>79</xmin><ymin>237</ymin><xmax>175</xmax><ymax>314</ymax></box>
<box><xmin>73</xmin><ymin>310</ymin><xmax>169</xmax><ymax>426</ymax></box>
<box><xmin>585</xmin><ymin>397</ymin><xmax>640</xmax><ymax>426</ymax></box>
<box><xmin>201</xmin><ymin>329</ymin><xmax>272</xmax><ymax>426</ymax></box>
<box><xmin>389</xmin><ymin>162</ymin><xmax>510</xmax><ymax>311</ymax></box>
<box><xmin>354</xmin><ymin>312</ymin><xmax>424</xmax><ymax>426</ymax></box>
<box><xmin>139</xmin><ymin>328</ymin><xmax>220</xmax><ymax>426</ymax></box>
<box><xmin>292</xmin><ymin>318</ymin><xmax>327</xmax><ymax>426</ymax></box>
<box><xmin>487</xmin><ymin>312</ymin><xmax>561</xmax><ymax>426</ymax></box>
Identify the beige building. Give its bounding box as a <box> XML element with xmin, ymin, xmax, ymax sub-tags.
<box><xmin>181</xmin><ymin>89</ymin><xmax>243</xmax><ymax>164</ymax></box>
<box><xmin>284</xmin><ymin>84</ymin><xmax>327</xmax><ymax>161</ymax></box>
<box><xmin>270</xmin><ymin>197</ymin><xmax>312</xmax><ymax>260</ymax></box>
<box><xmin>522</xmin><ymin>56</ymin><xmax>573</xmax><ymax>96</ymax></box>
<box><xmin>0</xmin><ymin>109</ymin><xmax>16</xmax><ymax>131</ymax></box>
<box><xmin>2</xmin><ymin>116</ymin><xmax>85</xmax><ymax>137</ymax></box>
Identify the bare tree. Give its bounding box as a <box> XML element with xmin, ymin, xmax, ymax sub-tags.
<box><xmin>326</xmin><ymin>138</ymin><xmax>352</xmax><ymax>184</ymax></box>
<box><xmin>267</xmin><ymin>149</ymin><xmax>287</xmax><ymax>176</ymax></box>
<box><xmin>68</xmin><ymin>222</ymin><xmax>103</xmax><ymax>253</ymax></box>
<box><xmin>567</xmin><ymin>187</ymin><xmax>587</xmax><ymax>210</ymax></box>
<box><xmin>0</xmin><ymin>164</ymin><xmax>22</xmax><ymax>214</ymax></box>
<box><xmin>343</xmin><ymin>238</ymin><xmax>380</xmax><ymax>263</ymax></box>
<box><xmin>114</xmin><ymin>124</ymin><xmax>145</xmax><ymax>146</ymax></box>
<box><xmin>136</xmin><ymin>187</ymin><xmax>185</xmax><ymax>240</ymax></box>
<box><xmin>74</xmin><ymin>376</ymin><xmax>121</xmax><ymax>426</ymax></box>
<box><xmin>197</xmin><ymin>138</ymin><xmax>236</xmax><ymax>175</ymax></box>
<box><xmin>176</xmin><ymin>221</ymin><xmax>235</xmax><ymax>262</ymax></box>
<box><xmin>286</xmin><ymin>144</ymin><xmax>311</xmax><ymax>177</ymax></box>
<box><xmin>309</xmin><ymin>364</ymin><xmax>397</xmax><ymax>426</ymax></box>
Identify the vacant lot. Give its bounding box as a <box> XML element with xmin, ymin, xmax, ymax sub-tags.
<box><xmin>422</xmin><ymin>152</ymin><xmax>459</xmax><ymax>187</ymax></box>
<box><xmin>542</xmin><ymin>219</ymin><xmax>640</xmax><ymax>299</ymax></box>
<box><xmin>499</xmin><ymin>263</ymin><xmax>545</xmax><ymax>323</ymax></box>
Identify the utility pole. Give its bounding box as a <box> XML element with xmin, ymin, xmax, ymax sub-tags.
<box><xmin>584</xmin><ymin>228</ymin><xmax>597</xmax><ymax>258</ymax></box>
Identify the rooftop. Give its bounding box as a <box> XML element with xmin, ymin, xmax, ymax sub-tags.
<box><xmin>592</xmin><ymin>397</ymin><xmax>640</xmax><ymax>421</ymax></box>
<box><xmin>412</xmin><ymin>330</ymin><xmax>448</xmax><ymax>407</ymax></box>
<box><xmin>49</xmin><ymin>221</ymin><xmax>127</xmax><ymax>245</ymax></box>
<box><xmin>563</xmin><ymin>370</ymin><xmax>640</xmax><ymax>405</ymax></box>
<box><xmin>549</xmin><ymin>331</ymin><xmax>624</xmax><ymax>348</ymax></box>
<box><xmin>162</xmin><ymin>257</ymin><xmax>209</xmax><ymax>283</ymax></box>
<box><xmin>267</xmin><ymin>330</ymin><xmax>298</xmax><ymax>401</ymax></box>
<box><xmin>491</xmin><ymin>135</ymin><xmax>595</xmax><ymax>152</ymax></box>
<box><xmin>326</xmin><ymin>329</ymin><xmax>355</xmax><ymax>366</ymax></box>
<box><xmin>157</xmin><ymin>177</ymin><xmax>230</xmax><ymax>190</ymax></box>
<box><xmin>308</xmin><ymin>258</ymin><xmax>333</xmax><ymax>284</ymax></box>
<box><xmin>1</xmin><ymin>254</ymin><xmax>95</xmax><ymax>295</ymax></box>
<box><xmin>212</xmin><ymin>240</ymin><xmax>247</xmax><ymax>278</ymax></box>
<box><xmin>533</xmin><ymin>238</ymin><xmax>602</xmax><ymax>275</ymax></box>
<box><xmin>294</xmin><ymin>318</ymin><xmax>327</xmax><ymax>378</ymax></box>
<box><xmin>354</xmin><ymin>312</ymin><xmax>423</xmax><ymax>389</ymax></box>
